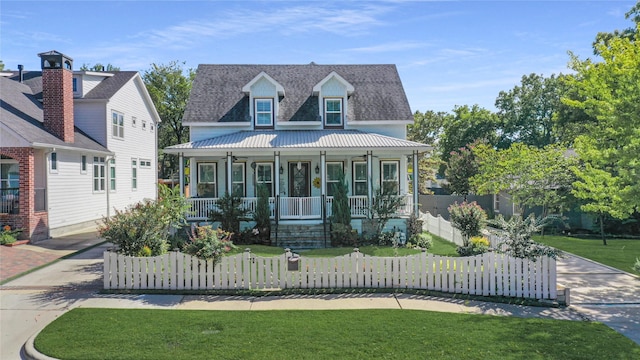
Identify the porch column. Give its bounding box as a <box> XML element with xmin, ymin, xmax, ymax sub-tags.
<box><xmin>367</xmin><ymin>151</ymin><xmax>373</xmax><ymax>205</ymax></box>
<box><xmin>413</xmin><ymin>150</ymin><xmax>419</xmax><ymax>215</ymax></box>
<box><xmin>179</xmin><ymin>153</ymin><xmax>184</xmax><ymax>196</ymax></box>
<box><xmin>320</xmin><ymin>152</ymin><xmax>326</xmax><ymax>196</ymax></box>
<box><xmin>274</xmin><ymin>152</ymin><xmax>280</xmax><ymax>197</ymax></box>
<box><xmin>189</xmin><ymin>157</ymin><xmax>196</xmax><ymax>198</ymax></box>
<box><xmin>226</xmin><ymin>152</ymin><xmax>233</xmax><ymax>195</ymax></box>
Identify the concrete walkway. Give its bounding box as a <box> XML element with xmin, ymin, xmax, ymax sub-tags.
<box><xmin>0</xmin><ymin>232</ymin><xmax>638</xmax><ymax>359</ymax></box>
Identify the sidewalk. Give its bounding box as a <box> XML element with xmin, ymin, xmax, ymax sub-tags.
<box><xmin>1</xmin><ymin>232</ymin><xmax>638</xmax><ymax>359</ymax></box>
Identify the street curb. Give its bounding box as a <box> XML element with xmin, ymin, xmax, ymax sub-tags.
<box><xmin>23</xmin><ymin>331</ymin><xmax>59</xmax><ymax>360</ymax></box>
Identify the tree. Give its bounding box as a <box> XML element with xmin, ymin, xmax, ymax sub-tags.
<box><xmin>563</xmin><ymin>24</ymin><xmax>640</xmax><ymax>241</ymax></box>
<box><xmin>79</xmin><ymin>63</ymin><xmax>120</xmax><ymax>71</ymax></box>
<box><xmin>330</xmin><ymin>169</ymin><xmax>354</xmax><ymax>246</ymax></box>
<box><xmin>0</xmin><ymin>60</ymin><xmax>5</xmax><ymax>71</ymax></box>
<box><xmin>495</xmin><ymin>73</ymin><xmax>588</xmax><ymax>148</ymax></box>
<box><xmin>444</xmin><ymin>144</ymin><xmax>479</xmax><ymax>200</ymax></box>
<box><xmin>142</xmin><ymin>61</ymin><xmax>195</xmax><ymax>179</ymax></box>
<box><xmin>253</xmin><ymin>184</ymin><xmax>271</xmax><ymax>244</ymax></box>
<box><xmin>407</xmin><ymin>110</ymin><xmax>447</xmax><ymax>194</ymax></box>
<box><xmin>438</xmin><ymin>105</ymin><xmax>499</xmax><ymax>167</ymax></box>
<box><xmin>593</xmin><ymin>3</ymin><xmax>639</xmax><ymax>55</ymax></box>
<box><xmin>471</xmin><ymin>143</ymin><xmax>577</xmax><ymax>219</ymax></box>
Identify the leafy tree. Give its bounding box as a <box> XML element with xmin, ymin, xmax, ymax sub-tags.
<box><xmin>592</xmin><ymin>3</ymin><xmax>639</xmax><ymax>55</ymax></box>
<box><xmin>563</xmin><ymin>24</ymin><xmax>640</xmax><ymax>242</ymax></box>
<box><xmin>471</xmin><ymin>143</ymin><xmax>577</xmax><ymax>219</ymax></box>
<box><xmin>0</xmin><ymin>60</ymin><xmax>5</xmax><ymax>71</ymax></box>
<box><xmin>439</xmin><ymin>105</ymin><xmax>499</xmax><ymax>167</ymax></box>
<box><xmin>209</xmin><ymin>192</ymin><xmax>250</xmax><ymax>238</ymax></box>
<box><xmin>444</xmin><ymin>144</ymin><xmax>479</xmax><ymax>200</ymax></box>
<box><xmin>366</xmin><ymin>187</ymin><xmax>405</xmax><ymax>240</ymax></box>
<box><xmin>142</xmin><ymin>61</ymin><xmax>195</xmax><ymax>179</ymax></box>
<box><xmin>79</xmin><ymin>63</ymin><xmax>120</xmax><ymax>71</ymax></box>
<box><xmin>407</xmin><ymin>110</ymin><xmax>447</xmax><ymax>194</ymax></box>
<box><xmin>495</xmin><ymin>73</ymin><xmax>588</xmax><ymax>148</ymax></box>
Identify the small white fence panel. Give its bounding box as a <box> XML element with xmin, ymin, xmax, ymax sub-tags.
<box><xmin>104</xmin><ymin>250</ymin><xmax>557</xmax><ymax>300</ymax></box>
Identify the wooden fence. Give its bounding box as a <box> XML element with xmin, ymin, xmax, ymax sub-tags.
<box><xmin>104</xmin><ymin>250</ymin><xmax>557</xmax><ymax>300</ymax></box>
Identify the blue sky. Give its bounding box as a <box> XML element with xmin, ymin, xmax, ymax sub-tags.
<box><xmin>1</xmin><ymin>1</ymin><xmax>636</xmax><ymax>112</ymax></box>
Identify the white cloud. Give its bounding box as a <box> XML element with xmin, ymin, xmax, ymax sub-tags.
<box><xmin>346</xmin><ymin>41</ymin><xmax>429</xmax><ymax>53</ymax></box>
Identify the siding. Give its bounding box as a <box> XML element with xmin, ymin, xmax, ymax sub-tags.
<box><xmin>74</xmin><ymin>103</ymin><xmax>107</xmax><ymax>146</ymax></box>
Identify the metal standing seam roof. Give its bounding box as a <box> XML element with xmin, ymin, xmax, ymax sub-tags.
<box><xmin>164</xmin><ymin>130</ymin><xmax>430</xmax><ymax>153</ymax></box>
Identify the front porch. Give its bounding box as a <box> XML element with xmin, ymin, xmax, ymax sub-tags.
<box><xmin>187</xmin><ymin>195</ymin><xmax>413</xmax><ymax>221</ymax></box>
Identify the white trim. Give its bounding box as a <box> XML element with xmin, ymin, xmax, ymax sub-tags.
<box><xmin>182</xmin><ymin>122</ymin><xmax>252</xmax><ymax>127</ymax></box>
<box><xmin>73</xmin><ymin>71</ymin><xmax>115</xmax><ymax>77</ymax></box>
<box><xmin>254</xmin><ymin>98</ymin><xmax>274</xmax><ymax>127</ymax></box>
<box><xmin>313</xmin><ymin>71</ymin><xmax>354</xmax><ymax>94</ymax></box>
<box><xmin>277</xmin><ymin>121</ymin><xmax>322</xmax><ymax>127</ymax></box>
<box><xmin>346</xmin><ymin>120</ymin><xmax>414</xmax><ymax>125</ymax></box>
<box><xmin>242</xmin><ymin>71</ymin><xmax>285</xmax><ymax>96</ymax></box>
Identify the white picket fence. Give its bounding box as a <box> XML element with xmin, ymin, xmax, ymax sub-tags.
<box><xmin>103</xmin><ymin>250</ymin><xmax>557</xmax><ymax>300</ymax></box>
<box><xmin>421</xmin><ymin>211</ymin><xmax>464</xmax><ymax>245</ymax></box>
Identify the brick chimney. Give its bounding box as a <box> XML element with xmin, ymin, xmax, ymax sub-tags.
<box><xmin>38</xmin><ymin>50</ymin><xmax>74</xmax><ymax>143</ymax></box>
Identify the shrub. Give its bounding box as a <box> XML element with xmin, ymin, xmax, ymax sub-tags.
<box><xmin>633</xmin><ymin>258</ymin><xmax>640</xmax><ymax>273</ymax></box>
<box><xmin>456</xmin><ymin>236</ymin><xmax>489</xmax><ymax>256</ymax></box>
<box><xmin>448</xmin><ymin>201</ymin><xmax>487</xmax><ymax>247</ymax></box>
<box><xmin>488</xmin><ymin>214</ymin><xmax>562</xmax><ymax>261</ymax></box>
<box><xmin>330</xmin><ymin>169</ymin><xmax>352</xmax><ymax>246</ymax></box>
<box><xmin>406</xmin><ymin>212</ymin><xmax>423</xmax><ymax>241</ymax></box>
<box><xmin>253</xmin><ymin>184</ymin><xmax>271</xmax><ymax>244</ymax></box>
<box><xmin>209</xmin><ymin>192</ymin><xmax>250</xmax><ymax>239</ymax></box>
<box><xmin>367</xmin><ymin>187</ymin><xmax>405</xmax><ymax>239</ymax></box>
<box><xmin>0</xmin><ymin>225</ymin><xmax>22</xmax><ymax>245</ymax></box>
<box><xmin>408</xmin><ymin>232</ymin><xmax>433</xmax><ymax>250</ymax></box>
<box><xmin>182</xmin><ymin>225</ymin><xmax>236</xmax><ymax>264</ymax></box>
<box><xmin>99</xmin><ymin>201</ymin><xmax>170</xmax><ymax>256</ymax></box>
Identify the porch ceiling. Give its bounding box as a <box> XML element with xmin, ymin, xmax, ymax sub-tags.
<box><xmin>164</xmin><ymin>130</ymin><xmax>431</xmax><ymax>155</ymax></box>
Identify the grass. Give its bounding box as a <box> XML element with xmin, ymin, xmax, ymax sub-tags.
<box><xmin>534</xmin><ymin>235</ymin><xmax>640</xmax><ymax>275</ymax></box>
<box><xmin>35</xmin><ymin>308</ymin><xmax>639</xmax><ymax>360</ymax></box>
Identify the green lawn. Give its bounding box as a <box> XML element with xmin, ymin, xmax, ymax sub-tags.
<box><xmin>227</xmin><ymin>233</ymin><xmax>459</xmax><ymax>258</ymax></box>
<box><xmin>534</xmin><ymin>235</ymin><xmax>640</xmax><ymax>275</ymax></box>
<box><xmin>35</xmin><ymin>308</ymin><xmax>639</xmax><ymax>360</ymax></box>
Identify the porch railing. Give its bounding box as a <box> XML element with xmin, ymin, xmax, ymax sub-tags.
<box><xmin>0</xmin><ymin>188</ymin><xmax>19</xmax><ymax>214</ymax></box>
<box><xmin>187</xmin><ymin>195</ymin><xmax>413</xmax><ymax>222</ymax></box>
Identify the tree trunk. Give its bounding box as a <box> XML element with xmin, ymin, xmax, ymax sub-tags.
<box><xmin>599</xmin><ymin>214</ymin><xmax>607</xmax><ymax>246</ymax></box>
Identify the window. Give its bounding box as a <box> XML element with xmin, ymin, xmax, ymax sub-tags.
<box><xmin>142</xmin><ymin>120</ymin><xmax>147</xmax><ymax>130</ymax></box>
<box><xmin>255</xmin><ymin>163</ymin><xmax>274</xmax><ymax>196</ymax></box>
<box><xmin>326</xmin><ymin>162</ymin><xmax>343</xmax><ymax>196</ymax></box>
<box><xmin>132</xmin><ymin>117</ymin><xmax>137</xmax><ymax>127</ymax></box>
<box><xmin>81</xmin><ymin>155</ymin><xmax>87</xmax><ymax>173</ymax></box>
<box><xmin>72</xmin><ymin>78</ymin><xmax>77</xmax><ymax>92</ymax></box>
<box><xmin>381</xmin><ymin>161</ymin><xmax>399</xmax><ymax>195</ymax></box>
<box><xmin>150</xmin><ymin>122</ymin><xmax>154</xmax><ymax>132</ymax></box>
<box><xmin>93</xmin><ymin>157</ymin><xmax>106</xmax><ymax>192</ymax></box>
<box><xmin>112</xmin><ymin>111</ymin><xmax>124</xmax><ymax>138</ymax></box>
<box><xmin>140</xmin><ymin>159</ymin><xmax>151</xmax><ymax>168</ymax></box>
<box><xmin>232</xmin><ymin>163</ymin><xmax>245</xmax><ymax>197</ymax></box>
<box><xmin>109</xmin><ymin>159</ymin><xmax>116</xmax><ymax>191</ymax></box>
<box><xmin>255</xmin><ymin>99</ymin><xmax>273</xmax><ymax>127</ymax></box>
<box><xmin>50</xmin><ymin>152</ymin><xmax>58</xmax><ymax>172</ymax></box>
<box><xmin>353</xmin><ymin>162</ymin><xmax>368</xmax><ymax>196</ymax></box>
<box><xmin>197</xmin><ymin>163</ymin><xmax>216</xmax><ymax>197</ymax></box>
<box><xmin>131</xmin><ymin>159</ymin><xmax>137</xmax><ymax>190</ymax></box>
<box><xmin>324</xmin><ymin>98</ymin><xmax>343</xmax><ymax>126</ymax></box>
<box><xmin>494</xmin><ymin>194</ymin><xmax>500</xmax><ymax>212</ymax></box>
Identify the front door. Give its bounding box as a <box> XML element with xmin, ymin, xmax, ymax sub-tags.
<box><xmin>289</xmin><ymin>162</ymin><xmax>310</xmax><ymax>197</ymax></box>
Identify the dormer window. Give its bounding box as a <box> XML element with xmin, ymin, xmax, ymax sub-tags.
<box><xmin>324</xmin><ymin>99</ymin><xmax>343</xmax><ymax>126</ymax></box>
<box><xmin>255</xmin><ymin>99</ymin><xmax>273</xmax><ymax>127</ymax></box>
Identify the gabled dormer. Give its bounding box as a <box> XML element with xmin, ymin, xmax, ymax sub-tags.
<box><xmin>242</xmin><ymin>72</ymin><xmax>285</xmax><ymax>129</ymax></box>
<box><xmin>313</xmin><ymin>71</ymin><xmax>354</xmax><ymax>129</ymax></box>
<box><xmin>72</xmin><ymin>71</ymin><xmax>115</xmax><ymax>98</ymax></box>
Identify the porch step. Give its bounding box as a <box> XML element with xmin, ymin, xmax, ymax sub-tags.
<box><xmin>271</xmin><ymin>223</ymin><xmax>329</xmax><ymax>249</ymax></box>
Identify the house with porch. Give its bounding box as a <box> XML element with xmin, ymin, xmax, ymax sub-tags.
<box><xmin>164</xmin><ymin>64</ymin><xmax>430</xmax><ymax>247</ymax></box>
<box><xmin>0</xmin><ymin>50</ymin><xmax>159</xmax><ymax>241</ymax></box>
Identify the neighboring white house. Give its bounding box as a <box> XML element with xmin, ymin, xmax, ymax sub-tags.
<box><xmin>0</xmin><ymin>50</ymin><xmax>159</xmax><ymax>241</ymax></box>
<box><xmin>164</xmin><ymin>64</ymin><xmax>430</xmax><ymax>246</ymax></box>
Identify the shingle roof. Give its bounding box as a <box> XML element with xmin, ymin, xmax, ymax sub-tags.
<box><xmin>5</xmin><ymin>71</ymin><xmax>137</xmax><ymax>101</ymax></box>
<box><xmin>0</xmin><ymin>76</ymin><xmax>110</xmax><ymax>152</ymax></box>
<box><xmin>165</xmin><ymin>130</ymin><xmax>429</xmax><ymax>154</ymax></box>
<box><xmin>184</xmin><ymin>64</ymin><xmax>413</xmax><ymax>124</ymax></box>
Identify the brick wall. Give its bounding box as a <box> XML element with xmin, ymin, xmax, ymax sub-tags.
<box><xmin>0</xmin><ymin>147</ymin><xmax>49</xmax><ymax>241</ymax></box>
<box><xmin>42</xmin><ymin>68</ymin><xmax>74</xmax><ymax>143</ymax></box>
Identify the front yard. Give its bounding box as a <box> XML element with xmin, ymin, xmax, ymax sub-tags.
<box><xmin>534</xmin><ymin>236</ymin><xmax>640</xmax><ymax>275</ymax></box>
<box><xmin>35</xmin><ymin>308</ymin><xmax>639</xmax><ymax>359</ymax></box>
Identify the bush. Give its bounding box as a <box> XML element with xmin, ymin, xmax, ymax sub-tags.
<box><xmin>406</xmin><ymin>212</ymin><xmax>423</xmax><ymax>241</ymax></box>
<box><xmin>0</xmin><ymin>225</ymin><xmax>22</xmax><ymax>245</ymax></box>
<box><xmin>209</xmin><ymin>192</ymin><xmax>250</xmax><ymax>239</ymax></box>
<box><xmin>182</xmin><ymin>225</ymin><xmax>236</xmax><ymax>264</ymax></box>
<box><xmin>99</xmin><ymin>201</ymin><xmax>170</xmax><ymax>256</ymax></box>
<box><xmin>330</xmin><ymin>169</ymin><xmax>352</xmax><ymax>246</ymax></box>
<box><xmin>448</xmin><ymin>201</ymin><xmax>487</xmax><ymax>247</ymax></box>
<box><xmin>456</xmin><ymin>236</ymin><xmax>489</xmax><ymax>256</ymax></box>
<box><xmin>489</xmin><ymin>214</ymin><xmax>562</xmax><ymax>261</ymax></box>
<box><xmin>408</xmin><ymin>232</ymin><xmax>433</xmax><ymax>250</ymax></box>
<box><xmin>253</xmin><ymin>184</ymin><xmax>271</xmax><ymax>244</ymax></box>
<box><xmin>633</xmin><ymin>258</ymin><xmax>640</xmax><ymax>273</ymax></box>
